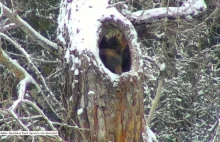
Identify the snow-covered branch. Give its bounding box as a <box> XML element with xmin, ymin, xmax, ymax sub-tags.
<box><xmin>8</xmin><ymin>79</ymin><xmax>37</xmax><ymax>131</ymax></box>
<box><xmin>0</xmin><ymin>47</ymin><xmax>34</xmax><ymax>130</ymax></box>
<box><xmin>22</xmin><ymin>99</ymin><xmax>57</xmax><ymax>131</ymax></box>
<box><xmin>0</xmin><ymin>47</ymin><xmax>64</xmax><ymax>140</ymax></box>
<box><xmin>0</xmin><ymin>23</ymin><xmax>17</xmax><ymax>32</ymax></box>
<box><xmin>130</xmin><ymin>0</ymin><xmax>207</xmax><ymax>23</ymax></box>
<box><xmin>0</xmin><ymin>2</ymin><xmax>59</xmax><ymax>53</ymax></box>
<box><xmin>0</xmin><ymin>44</ymin><xmax>25</xmax><ymax>79</ymax></box>
<box><xmin>0</xmin><ymin>35</ymin><xmax>66</xmax><ymax>124</ymax></box>
<box><xmin>0</xmin><ymin>33</ymin><xmax>57</xmax><ymax>103</ymax></box>
<box><xmin>0</xmin><ymin>32</ymin><xmax>64</xmax><ymax>114</ymax></box>
<box><xmin>146</xmin><ymin>76</ymin><xmax>164</xmax><ymax>125</ymax></box>
<box><xmin>209</xmin><ymin>119</ymin><xmax>220</xmax><ymax>142</ymax></box>
<box><xmin>8</xmin><ymin>109</ymin><xmax>29</xmax><ymax>131</ymax></box>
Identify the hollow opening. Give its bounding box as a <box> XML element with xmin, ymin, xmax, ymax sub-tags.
<box><xmin>99</xmin><ymin>31</ymin><xmax>131</xmax><ymax>75</ymax></box>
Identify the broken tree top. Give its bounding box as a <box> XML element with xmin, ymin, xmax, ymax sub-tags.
<box><xmin>57</xmin><ymin>0</ymin><xmax>142</xmax><ymax>80</ymax></box>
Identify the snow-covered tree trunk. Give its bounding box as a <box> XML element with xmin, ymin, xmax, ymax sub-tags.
<box><xmin>57</xmin><ymin>0</ymin><xmax>144</xmax><ymax>141</ymax></box>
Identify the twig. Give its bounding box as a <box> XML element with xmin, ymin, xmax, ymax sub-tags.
<box><xmin>0</xmin><ymin>2</ymin><xmax>60</xmax><ymax>53</ymax></box>
<box><xmin>0</xmin><ymin>32</ymin><xmax>64</xmax><ymax>120</ymax></box>
<box><xmin>146</xmin><ymin>77</ymin><xmax>164</xmax><ymax>125</ymax></box>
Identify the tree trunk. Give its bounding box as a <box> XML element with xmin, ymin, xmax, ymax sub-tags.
<box><xmin>57</xmin><ymin>0</ymin><xmax>144</xmax><ymax>141</ymax></box>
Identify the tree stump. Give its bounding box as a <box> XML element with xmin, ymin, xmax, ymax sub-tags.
<box><xmin>57</xmin><ymin>1</ymin><xmax>144</xmax><ymax>141</ymax></box>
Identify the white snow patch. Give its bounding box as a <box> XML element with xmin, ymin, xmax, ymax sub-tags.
<box><xmin>74</xmin><ymin>57</ymin><xmax>81</xmax><ymax>65</ymax></box>
<box><xmin>113</xmin><ymin>80</ymin><xmax>119</xmax><ymax>87</ymax></box>
<box><xmin>159</xmin><ymin>63</ymin><xmax>166</xmax><ymax>71</ymax></box>
<box><xmin>0</xmin><ymin>3</ymin><xmax>3</xmax><ymax>17</ymax></box>
<box><xmin>149</xmin><ymin>74</ymin><xmax>158</xmax><ymax>81</ymax></box>
<box><xmin>77</xmin><ymin>108</ymin><xmax>84</xmax><ymax>115</ymax></box>
<box><xmin>1</xmin><ymin>136</ymin><xmax>8</xmax><ymax>141</ymax></box>
<box><xmin>147</xmin><ymin>126</ymin><xmax>158</xmax><ymax>142</ymax></box>
<box><xmin>74</xmin><ymin>69</ymin><xmax>79</xmax><ymax>75</ymax></box>
<box><xmin>198</xmin><ymin>89</ymin><xmax>204</xmax><ymax>95</ymax></box>
<box><xmin>69</xmin><ymin>96</ymin><xmax>73</xmax><ymax>101</ymax></box>
<box><xmin>155</xmin><ymin>32</ymin><xmax>165</xmax><ymax>39</ymax></box>
<box><xmin>88</xmin><ymin>91</ymin><xmax>95</xmax><ymax>95</ymax></box>
<box><xmin>25</xmin><ymin>93</ymin><xmax>29</xmax><ymax>97</ymax></box>
<box><xmin>64</xmin><ymin>49</ymin><xmax>70</xmax><ymax>63</ymax></box>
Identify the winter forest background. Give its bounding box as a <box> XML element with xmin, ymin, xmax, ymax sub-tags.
<box><xmin>0</xmin><ymin>0</ymin><xmax>219</xmax><ymax>142</ymax></box>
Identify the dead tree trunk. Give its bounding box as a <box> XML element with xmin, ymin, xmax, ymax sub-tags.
<box><xmin>57</xmin><ymin>1</ymin><xmax>144</xmax><ymax>141</ymax></box>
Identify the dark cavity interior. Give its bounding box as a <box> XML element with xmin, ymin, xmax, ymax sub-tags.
<box><xmin>99</xmin><ymin>36</ymin><xmax>131</xmax><ymax>75</ymax></box>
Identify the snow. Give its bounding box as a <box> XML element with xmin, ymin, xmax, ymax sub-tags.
<box><xmin>58</xmin><ymin>0</ymin><xmax>142</xmax><ymax>81</ymax></box>
<box><xmin>130</xmin><ymin>0</ymin><xmax>207</xmax><ymax>21</ymax></box>
<box><xmin>77</xmin><ymin>108</ymin><xmax>84</xmax><ymax>115</ymax></box>
<box><xmin>69</xmin><ymin>96</ymin><xmax>73</xmax><ymax>101</ymax></box>
<box><xmin>155</xmin><ymin>32</ymin><xmax>165</xmax><ymax>39</ymax></box>
<box><xmin>149</xmin><ymin>74</ymin><xmax>157</xmax><ymax>81</ymax></box>
<box><xmin>58</xmin><ymin>0</ymin><xmax>115</xmax><ymax>80</ymax></box>
<box><xmin>0</xmin><ymin>3</ymin><xmax>3</xmax><ymax>17</ymax></box>
<box><xmin>74</xmin><ymin>69</ymin><xmax>79</xmax><ymax>75</ymax></box>
<box><xmin>198</xmin><ymin>89</ymin><xmax>204</xmax><ymax>95</ymax></box>
<box><xmin>144</xmin><ymin>86</ymin><xmax>150</xmax><ymax>94</ymax></box>
<box><xmin>66</xmin><ymin>1</ymin><xmax>108</xmax><ymax>53</ymax></box>
<box><xmin>64</xmin><ymin>49</ymin><xmax>70</xmax><ymax>63</ymax></box>
<box><xmin>1</xmin><ymin>136</ymin><xmax>9</xmax><ymax>141</ymax></box>
<box><xmin>159</xmin><ymin>63</ymin><xmax>166</xmax><ymax>71</ymax></box>
<box><xmin>147</xmin><ymin>125</ymin><xmax>158</xmax><ymax>142</ymax></box>
<box><xmin>88</xmin><ymin>91</ymin><xmax>95</xmax><ymax>95</ymax></box>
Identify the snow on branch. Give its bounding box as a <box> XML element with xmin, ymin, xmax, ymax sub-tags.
<box><xmin>213</xmin><ymin>44</ymin><xmax>220</xmax><ymax>48</ymax></box>
<box><xmin>8</xmin><ymin>79</ymin><xmax>37</xmax><ymax>131</ymax></box>
<box><xmin>9</xmin><ymin>90</ymin><xmax>62</xmax><ymax>140</ymax></box>
<box><xmin>130</xmin><ymin>0</ymin><xmax>207</xmax><ymax>23</ymax></box>
<box><xmin>0</xmin><ymin>47</ymin><xmax>65</xmax><ymax>137</ymax></box>
<box><xmin>22</xmin><ymin>99</ymin><xmax>58</xmax><ymax>131</ymax></box>
<box><xmin>0</xmin><ymin>2</ymin><xmax>59</xmax><ymax>53</ymax></box>
<box><xmin>0</xmin><ymin>44</ymin><xmax>25</xmax><ymax>79</ymax></box>
<box><xmin>209</xmin><ymin>119</ymin><xmax>220</xmax><ymax>142</ymax></box>
<box><xmin>0</xmin><ymin>47</ymin><xmax>36</xmax><ymax>130</ymax></box>
<box><xmin>142</xmin><ymin>117</ymin><xmax>158</xmax><ymax>142</ymax></box>
<box><xmin>0</xmin><ymin>23</ymin><xmax>17</xmax><ymax>32</ymax></box>
<box><xmin>0</xmin><ymin>33</ymin><xmax>66</xmax><ymax>122</ymax></box>
<box><xmin>0</xmin><ymin>32</ymin><xmax>57</xmax><ymax>102</ymax></box>
<box><xmin>146</xmin><ymin>77</ymin><xmax>164</xmax><ymax>125</ymax></box>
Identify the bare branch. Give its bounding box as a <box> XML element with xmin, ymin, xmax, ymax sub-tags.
<box><xmin>6</xmin><ymin>51</ymin><xmax>60</xmax><ymax>64</ymax></box>
<box><xmin>0</xmin><ymin>32</ymin><xmax>67</xmax><ymax>121</ymax></box>
<box><xmin>130</xmin><ymin>0</ymin><xmax>207</xmax><ymax>23</ymax></box>
<box><xmin>0</xmin><ymin>23</ymin><xmax>17</xmax><ymax>32</ymax></box>
<box><xmin>0</xmin><ymin>44</ymin><xmax>25</xmax><ymax>79</ymax></box>
<box><xmin>146</xmin><ymin>77</ymin><xmax>164</xmax><ymax>125</ymax></box>
<box><xmin>8</xmin><ymin>79</ymin><xmax>30</xmax><ymax>131</ymax></box>
<box><xmin>22</xmin><ymin>99</ymin><xmax>57</xmax><ymax>131</ymax></box>
<box><xmin>8</xmin><ymin>109</ymin><xmax>29</xmax><ymax>130</ymax></box>
<box><xmin>0</xmin><ymin>2</ymin><xmax>60</xmax><ymax>53</ymax></box>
